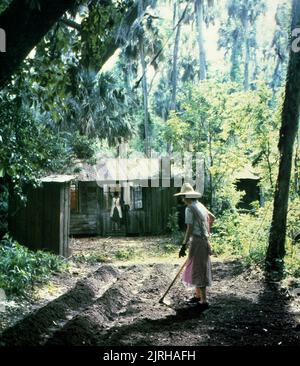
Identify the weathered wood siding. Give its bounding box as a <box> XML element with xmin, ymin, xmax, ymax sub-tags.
<box><xmin>70</xmin><ymin>182</ymin><xmax>99</xmax><ymax>235</ymax></box>
<box><xmin>126</xmin><ymin>210</ymin><xmax>145</xmax><ymax>235</ymax></box>
<box><xmin>143</xmin><ymin>185</ymin><xmax>177</xmax><ymax>235</ymax></box>
<box><xmin>8</xmin><ymin>182</ymin><xmax>71</xmax><ymax>256</ymax></box>
<box><xmin>70</xmin><ymin>181</ymin><xmax>178</xmax><ymax>236</ymax></box>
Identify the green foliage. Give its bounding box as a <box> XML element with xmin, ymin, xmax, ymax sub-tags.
<box><xmin>114</xmin><ymin>248</ymin><xmax>135</xmax><ymax>260</ymax></box>
<box><xmin>218</xmin><ymin>0</ymin><xmax>266</xmax><ymax>85</ymax></box>
<box><xmin>0</xmin><ymin>235</ymin><xmax>67</xmax><ymax>297</ymax></box>
<box><xmin>211</xmin><ymin>204</ymin><xmax>272</xmax><ymax>259</ymax></box>
<box><xmin>159</xmin><ymin>242</ymin><xmax>179</xmax><ymax>254</ymax></box>
<box><xmin>211</xmin><ymin>196</ymin><xmax>300</xmax><ymax>278</ymax></box>
<box><xmin>71</xmin><ymin>132</ymin><xmax>95</xmax><ymax>159</ymax></box>
<box><xmin>287</xmin><ymin>197</ymin><xmax>300</xmax><ymax>243</ymax></box>
<box><xmin>0</xmin><ymin>96</ymin><xmax>73</xmax><ymax>200</ymax></box>
<box><xmin>167</xmin><ymin>208</ymin><xmax>184</xmax><ymax>245</ymax></box>
<box><xmin>0</xmin><ymin>0</ymin><xmax>11</xmax><ymax>13</ymax></box>
<box><xmin>162</xmin><ymin>111</ymin><xmax>189</xmax><ymax>153</ymax></box>
<box><xmin>160</xmin><ymin>81</ymin><xmax>279</xmax><ymax>213</ymax></box>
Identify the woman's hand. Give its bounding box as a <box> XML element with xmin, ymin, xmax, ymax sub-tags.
<box><xmin>179</xmin><ymin>243</ymin><xmax>187</xmax><ymax>258</ymax></box>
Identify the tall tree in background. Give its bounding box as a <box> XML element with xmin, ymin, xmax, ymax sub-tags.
<box><xmin>218</xmin><ymin>0</ymin><xmax>265</xmax><ymax>89</ymax></box>
<box><xmin>137</xmin><ymin>0</ymin><xmax>151</xmax><ymax>157</ymax></box>
<box><xmin>194</xmin><ymin>0</ymin><xmax>207</xmax><ymax>80</ymax></box>
<box><xmin>194</xmin><ymin>0</ymin><xmax>215</xmax><ymax>80</ymax></box>
<box><xmin>266</xmin><ymin>0</ymin><xmax>300</xmax><ymax>272</ymax></box>
<box><xmin>121</xmin><ymin>0</ymin><xmax>162</xmax><ymax>156</ymax></box>
<box><xmin>269</xmin><ymin>2</ymin><xmax>290</xmax><ymax>93</ymax></box>
<box><xmin>170</xmin><ymin>1</ymin><xmax>183</xmax><ymax>110</ymax></box>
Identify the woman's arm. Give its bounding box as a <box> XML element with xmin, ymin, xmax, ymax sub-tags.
<box><xmin>207</xmin><ymin>210</ymin><xmax>215</xmax><ymax>234</ymax></box>
<box><xmin>183</xmin><ymin>224</ymin><xmax>193</xmax><ymax>245</ymax></box>
<box><xmin>179</xmin><ymin>224</ymin><xmax>193</xmax><ymax>258</ymax></box>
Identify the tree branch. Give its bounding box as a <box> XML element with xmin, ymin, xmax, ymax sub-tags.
<box><xmin>134</xmin><ymin>0</ymin><xmax>192</xmax><ymax>89</ymax></box>
<box><xmin>0</xmin><ymin>0</ymin><xmax>77</xmax><ymax>89</ymax></box>
<box><xmin>60</xmin><ymin>17</ymin><xmax>81</xmax><ymax>32</ymax></box>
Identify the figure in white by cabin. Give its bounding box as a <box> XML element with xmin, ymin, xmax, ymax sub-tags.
<box><xmin>110</xmin><ymin>191</ymin><xmax>123</xmax><ymax>232</ymax></box>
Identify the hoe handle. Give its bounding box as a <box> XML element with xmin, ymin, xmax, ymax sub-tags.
<box><xmin>159</xmin><ymin>258</ymin><xmax>188</xmax><ymax>303</ymax></box>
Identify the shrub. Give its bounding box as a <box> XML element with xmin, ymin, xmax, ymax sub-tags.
<box><xmin>71</xmin><ymin>132</ymin><xmax>95</xmax><ymax>159</ymax></box>
<box><xmin>167</xmin><ymin>209</ymin><xmax>184</xmax><ymax>246</ymax></box>
<box><xmin>0</xmin><ymin>235</ymin><xmax>68</xmax><ymax>297</ymax></box>
<box><xmin>211</xmin><ymin>205</ymin><xmax>272</xmax><ymax>263</ymax></box>
<box><xmin>211</xmin><ymin>200</ymin><xmax>300</xmax><ymax>278</ymax></box>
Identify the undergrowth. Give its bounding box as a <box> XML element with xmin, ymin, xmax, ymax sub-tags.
<box><xmin>0</xmin><ymin>235</ymin><xmax>68</xmax><ymax>298</ymax></box>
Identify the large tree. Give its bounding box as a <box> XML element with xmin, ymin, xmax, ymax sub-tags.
<box><xmin>0</xmin><ymin>0</ymin><xmax>78</xmax><ymax>89</ymax></box>
<box><xmin>0</xmin><ymin>0</ymin><xmax>141</xmax><ymax>90</ymax></box>
<box><xmin>266</xmin><ymin>0</ymin><xmax>300</xmax><ymax>272</ymax></box>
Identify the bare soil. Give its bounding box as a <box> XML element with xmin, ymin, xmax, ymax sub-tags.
<box><xmin>0</xmin><ymin>236</ymin><xmax>300</xmax><ymax>346</ymax></box>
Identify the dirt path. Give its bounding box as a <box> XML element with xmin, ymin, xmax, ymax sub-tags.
<box><xmin>1</xmin><ymin>237</ymin><xmax>300</xmax><ymax>346</ymax></box>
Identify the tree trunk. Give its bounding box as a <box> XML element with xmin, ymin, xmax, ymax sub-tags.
<box><xmin>294</xmin><ymin>131</ymin><xmax>300</xmax><ymax>194</ymax></box>
<box><xmin>195</xmin><ymin>0</ymin><xmax>207</xmax><ymax>80</ymax></box>
<box><xmin>138</xmin><ymin>1</ymin><xmax>150</xmax><ymax>157</ymax></box>
<box><xmin>170</xmin><ymin>2</ymin><xmax>182</xmax><ymax>111</ymax></box>
<box><xmin>243</xmin><ymin>18</ymin><xmax>250</xmax><ymax>91</ymax></box>
<box><xmin>271</xmin><ymin>57</ymin><xmax>282</xmax><ymax>93</ymax></box>
<box><xmin>266</xmin><ymin>0</ymin><xmax>300</xmax><ymax>271</ymax></box>
<box><xmin>0</xmin><ymin>0</ymin><xmax>77</xmax><ymax>89</ymax></box>
<box><xmin>230</xmin><ymin>38</ymin><xmax>240</xmax><ymax>82</ymax></box>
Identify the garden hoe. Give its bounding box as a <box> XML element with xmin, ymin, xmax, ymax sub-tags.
<box><xmin>159</xmin><ymin>259</ymin><xmax>188</xmax><ymax>305</ymax></box>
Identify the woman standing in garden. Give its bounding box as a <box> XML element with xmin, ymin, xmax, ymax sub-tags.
<box><xmin>175</xmin><ymin>183</ymin><xmax>215</xmax><ymax>310</ymax></box>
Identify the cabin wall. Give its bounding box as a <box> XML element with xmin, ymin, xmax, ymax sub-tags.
<box><xmin>70</xmin><ymin>181</ymin><xmax>178</xmax><ymax>236</ymax></box>
<box><xmin>143</xmin><ymin>186</ymin><xmax>178</xmax><ymax>235</ymax></box>
<box><xmin>70</xmin><ymin>181</ymin><xmax>99</xmax><ymax>235</ymax></box>
<box><xmin>8</xmin><ymin>182</ymin><xmax>71</xmax><ymax>256</ymax></box>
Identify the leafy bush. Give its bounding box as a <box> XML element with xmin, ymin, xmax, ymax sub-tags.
<box><xmin>71</xmin><ymin>132</ymin><xmax>95</xmax><ymax>159</ymax></box>
<box><xmin>0</xmin><ymin>235</ymin><xmax>68</xmax><ymax>297</ymax></box>
<box><xmin>211</xmin><ymin>205</ymin><xmax>272</xmax><ymax>263</ymax></box>
<box><xmin>211</xmin><ymin>199</ymin><xmax>300</xmax><ymax>278</ymax></box>
<box><xmin>167</xmin><ymin>209</ymin><xmax>184</xmax><ymax>246</ymax></box>
<box><xmin>0</xmin><ymin>96</ymin><xmax>73</xmax><ymax>200</ymax></box>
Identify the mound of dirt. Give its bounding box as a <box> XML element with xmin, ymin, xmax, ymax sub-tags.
<box><xmin>0</xmin><ymin>265</ymin><xmax>119</xmax><ymax>346</ymax></box>
<box><xmin>1</xmin><ymin>259</ymin><xmax>300</xmax><ymax>346</ymax></box>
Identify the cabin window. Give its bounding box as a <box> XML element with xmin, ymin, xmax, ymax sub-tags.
<box><xmin>131</xmin><ymin>185</ymin><xmax>143</xmax><ymax>209</ymax></box>
<box><xmin>70</xmin><ymin>183</ymin><xmax>79</xmax><ymax>213</ymax></box>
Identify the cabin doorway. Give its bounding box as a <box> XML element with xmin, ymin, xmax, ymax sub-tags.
<box><xmin>102</xmin><ymin>184</ymin><xmax>128</xmax><ymax>236</ymax></box>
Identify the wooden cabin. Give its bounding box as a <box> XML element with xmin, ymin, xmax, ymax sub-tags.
<box><xmin>8</xmin><ymin>175</ymin><xmax>74</xmax><ymax>257</ymax></box>
<box><xmin>234</xmin><ymin>166</ymin><xmax>262</xmax><ymax>210</ymax></box>
<box><xmin>69</xmin><ymin>159</ymin><xmax>179</xmax><ymax>236</ymax></box>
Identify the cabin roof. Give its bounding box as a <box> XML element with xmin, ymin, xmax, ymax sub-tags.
<box><xmin>71</xmin><ymin>159</ymin><xmax>161</xmax><ymax>182</ymax></box>
<box><xmin>234</xmin><ymin>166</ymin><xmax>260</xmax><ymax>180</ymax></box>
<box><xmin>40</xmin><ymin>174</ymin><xmax>76</xmax><ymax>183</ymax></box>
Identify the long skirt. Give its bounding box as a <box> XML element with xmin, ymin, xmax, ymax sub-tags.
<box><xmin>182</xmin><ymin>235</ymin><xmax>212</xmax><ymax>288</ymax></box>
<box><xmin>111</xmin><ymin>207</ymin><xmax>121</xmax><ymax>224</ymax></box>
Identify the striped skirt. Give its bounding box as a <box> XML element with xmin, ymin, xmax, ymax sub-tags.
<box><xmin>182</xmin><ymin>235</ymin><xmax>212</xmax><ymax>288</ymax></box>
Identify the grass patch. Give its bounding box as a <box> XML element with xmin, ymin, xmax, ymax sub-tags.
<box><xmin>114</xmin><ymin>248</ymin><xmax>136</xmax><ymax>261</ymax></box>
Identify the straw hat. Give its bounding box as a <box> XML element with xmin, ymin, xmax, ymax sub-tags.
<box><xmin>174</xmin><ymin>183</ymin><xmax>202</xmax><ymax>198</ymax></box>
